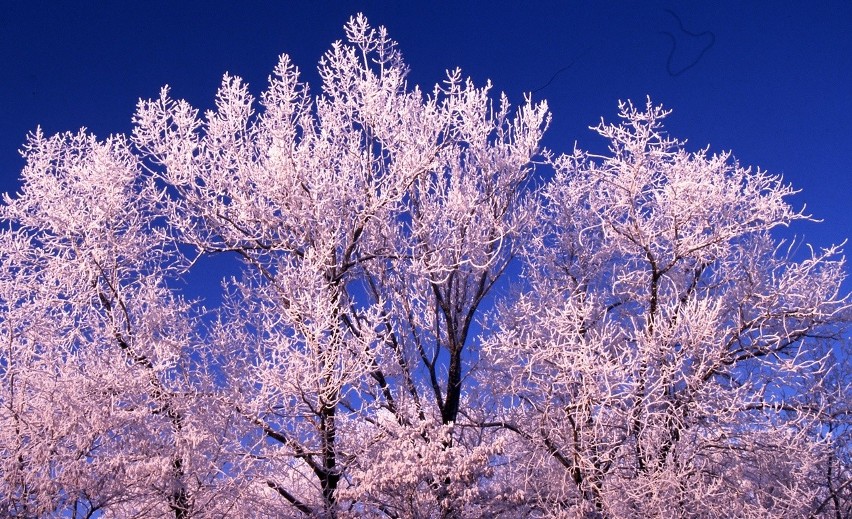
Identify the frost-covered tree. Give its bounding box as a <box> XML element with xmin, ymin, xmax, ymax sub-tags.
<box><xmin>130</xmin><ymin>14</ymin><xmax>547</xmax><ymax>517</ymax></box>
<box><xmin>0</xmin><ymin>131</ymin><xmax>203</xmax><ymax>517</ymax></box>
<box><xmin>0</xmin><ymin>15</ymin><xmax>849</xmax><ymax>519</ymax></box>
<box><xmin>483</xmin><ymin>100</ymin><xmax>851</xmax><ymax>518</ymax></box>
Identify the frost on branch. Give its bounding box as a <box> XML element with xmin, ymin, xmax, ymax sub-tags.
<box><xmin>1</xmin><ymin>15</ymin><xmax>849</xmax><ymax>519</ymax></box>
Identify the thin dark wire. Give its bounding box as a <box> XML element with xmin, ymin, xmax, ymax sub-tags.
<box><xmin>659</xmin><ymin>8</ymin><xmax>715</xmax><ymax>77</ymax></box>
<box><xmin>531</xmin><ymin>45</ymin><xmax>594</xmax><ymax>94</ymax></box>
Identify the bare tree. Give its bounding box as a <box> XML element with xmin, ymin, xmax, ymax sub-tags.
<box><xmin>484</xmin><ymin>100</ymin><xmax>850</xmax><ymax>517</ymax></box>
<box><xmin>0</xmin><ymin>130</ymin><xmax>205</xmax><ymax>517</ymax></box>
<box><xmin>131</xmin><ymin>14</ymin><xmax>547</xmax><ymax>517</ymax></box>
<box><xmin>0</xmin><ymin>16</ymin><xmax>848</xmax><ymax>519</ymax></box>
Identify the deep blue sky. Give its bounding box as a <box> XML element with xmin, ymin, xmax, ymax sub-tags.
<box><xmin>2</xmin><ymin>2</ymin><xmax>850</xmax><ymax>268</ymax></box>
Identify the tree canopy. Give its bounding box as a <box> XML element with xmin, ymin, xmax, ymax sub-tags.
<box><xmin>1</xmin><ymin>15</ymin><xmax>849</xmax><ymax>518</ymax></box>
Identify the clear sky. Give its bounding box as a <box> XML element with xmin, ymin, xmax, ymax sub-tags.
<box><xmin>1</xmin><ymin>1</ymin><xmax>850</xmax><ymax>280</ymax></box>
